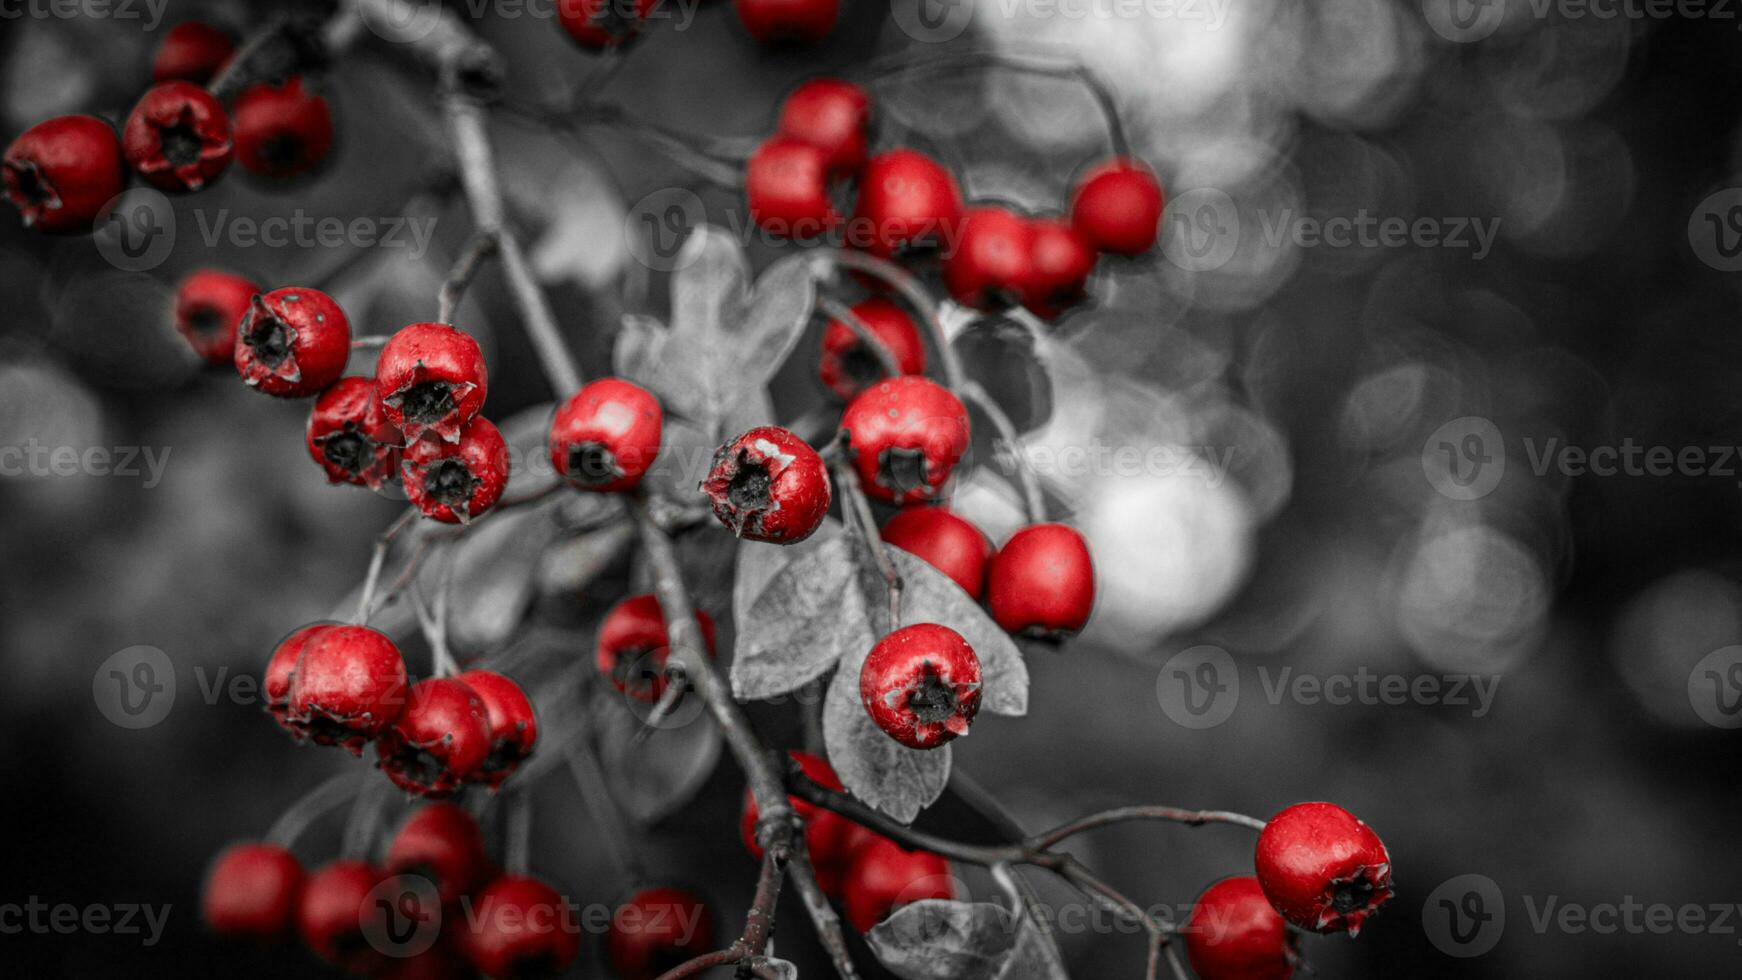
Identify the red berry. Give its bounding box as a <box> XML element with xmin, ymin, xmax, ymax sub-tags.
<box><xmin>548</xmin><ymin>377</ymin><xmax>663</xmax><ymax>492</ymax></box>
<box><xmin>880</xmin><ymin>507</ymin><xmax>990</xmax><ymax>600</ymax></box>
<box><xmin>1070</xmin><ymin>157</ymin><xmax>1165</xmax><ymax>255</ymax></box>
<box><xmin>738</xmin><ymin>751</ymin><xmax>855</xmax><ymax>889</ymax></box>
<box><xmin>747</xmin><ymin>136</ymin><xmax>840</xmax><ymax>238</ymax></box>
<box><xmin>457</xmin><ymin>669</ymin><xmax>539</xmax><ymax>790</ymax></box>
<box><xmin>558</xmin><ymin>0</ymin><xmax>658</xmax><ymax>48</ymax></box>
<box><xmin>377</xmin><ymin>678</ymin><xmax>493</xmax><ymax>797</ymax></box>
<box><xmin>605</xmin><ymin>887</ymin><xmax>717</xmax><ymax>980</ymax></box>
<box><xmin>174</xmin><ymin>269</ymin><xmax>260</xmax><ymax>367</ymax></box>
<box><xmin>1186</xmin><ymin>876</ymin><xmax>1298</xmax><ymax>980</ymax></box>
<box><xmin>402</xmin><ymin>415</ymin><xmax>511</xmax><ymax>525</ymax></box>
<box><xmin>985</xmin><ymin>523</ymin><xmax>1095</xmax><ymax>639</ymax></box>
<box><xmin>298</xmin><ymin>860</ymin><xmax>387</xmax><ymax>974</ymax></box>
<box><xmin>818</xmin><ymin>297</ymin><xmax>926</xmax><ymax>400</ymax></box>
<box><xmin>851</xmin><ymin>149</ymin><xmax>963</xmax><ymax>258</ymax></box>
<box><xmin>859</xmin><ymin>624</ymin><xmax>982</xmax><ymax>749</ymax></box>
<box><xmin>701</xmin><ymin>426</ymin><xmax>832</xmax><ymax>543</ymax></box>
<box><xmin>233</xmin><ymin>77</ymin><xmax>334</xmax><ymax>180</ymax></box>
<box><xmin>942</xmin><ymin>206</ymin><xmax>1033</xmax><ymax>310</ymax></box>
<box><xmin>839</xmin><ymin>376</ymin><xmax>970</xmax><ymax>505</ymax></box>
<box><xmin>1016</xmin><ymin>218</ymin><xmax>1095</xmax><ymax>319</ymax></box>
<box><xmin>1254</xmin><ymin>802</ymin><xmax>1393</xmax><ymax>936</ymax></box>
<box><xmin>842</xmin><ymin>836</ymin><xmax>954</xmax><ymax>932</ymax></box>
<box><xmin>264</xmin><ymin>622</ymin><xmax>335</xmax><ymax>738</ymax></box>
<box><xmin>122</xmin><ymin>81</ymin><xmax>233</xmax><ymax>192</ymax></box>
<box><xmin>386</xmin><ymin>803</ymin><xmax>492</xmax><ymax>906</ymax></box>
<box><xmin>735</xmin><ymin>0</ymin><xmax>840</xmax><ymax>44</ymax></box>
<box><xmin>377</xmin><ymin>322</ymin><xmax>488</xmax><ymax>444</ymax></box>
<box><xmin>597</xmin><ymin>594</ymin><xmax>717</xmax><ymax>703</ymax></box>
<box><xmin>2</xmin><ymin>115</ymin><xmax>125</xmax><ymax>234</ymax></box>
<box><xmin>203</xmin><ymin>842</ymin><xmax>303</xmax><ymax>942</ymax></box>
<box><xmin>777</xmin><ymin>78</ymin><xmax>871</xmax><ymax>174</ymax></box>
<box><xmin>458</xmin><ymin>875</ymin><xmax>581</xmax><ymax>979</ymax></box>
<box><xmin>153</xmin><ymin>21</ymin><xmax>237</xmax><ymax>84</ymax></box>
<box><xmin>306</xmin><ymin>378</ymin><xmax>402</xmax><ymax>489</ymax></box>
<box><xmin>233</xmin><ymin>287</ymin><xmax>353</xmax><ymax>398</ymax></box>
<box><xmin>286</xmin><ymin>624</ymin><xmax>407</xmax><ymax>754</ymax></box>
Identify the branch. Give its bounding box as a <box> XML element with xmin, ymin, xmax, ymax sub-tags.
<box><xmin>436</xmin><ymin>230</ymin><xmax>499</xmax><ymax>324</ymax></box>
<box><xmin>356</xmin><ymin>506</ymin><xmax>418</xmax><ymax>623</ymax></box>
<box><xmin>833</xmin><ymin>461</ymin><xmax>903</xmax><ymax>629</ymax></box>
<box><xmin>1029</xmin><ymin>805</ymin><xmax>1266</xmax><ymax>850</ymax></box>
<box><xmin>957</xmin><ymin>379</ymin><xmax>1045</xmax><ymax>524</ymax></box>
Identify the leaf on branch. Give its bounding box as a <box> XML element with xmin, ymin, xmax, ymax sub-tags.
<box><xmin>731</xmin><ymin>528</ymin><xmax>870</xmax><ymax>701</ymax></box>
<box><xmin>444</xmin><ymin>504</ymin><xmax>561</xmax><ymax>657</ymax></box>
<box><xmin>589</xmin><ymin>681</ymin><xmax>723</xmax><ymax>824</ymax></box>
<box><xmin>867</xmin><ymin>900</ymin><xmax>1021</xmax><ymax>980</ymax></box>
<box><xmin>824</xmin><ymin>638</ymin><xmax>950</xmax><ymax>824</ymax></box>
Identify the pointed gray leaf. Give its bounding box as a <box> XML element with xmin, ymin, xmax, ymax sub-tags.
<box><xmin>867</xmin><ymin>900</ymin><xmax>1019</xmax><ymax>980</ymax></box>
<box><xmin>732</xmin><ymin>535</ymin><xmax>872</xmax><ymax>701</ymax></box>
<box><xmin>824</xmin><ymin>648</ymin><xmax>950</xmax><ymax>824</ymax></box>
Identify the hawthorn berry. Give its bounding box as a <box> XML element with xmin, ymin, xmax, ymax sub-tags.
<box><xmin>2</xmin><ymin>115</ymin><xmax>125</xmax><ymax>234</ymax></box>
<box><xmin>881</xmin><ymin>507</ymin><xmax>991</xmax><ymax>600</ymax></box>
<box><xmin>1070</xmin><ymin>157</ymin><xmax>1165</xmax><ymax>255</ymax></box>
<box><xmin>233</xmin><ymin>287</ymin><xmax>353</xmax><ymax>398</ymax></box>
<box><xmin>457</xmin><ymin>669</ymin><xmax>538</xmax><ymax>790</ymax></box>
<box><xmin>747</xmin><ymin>136</ymin><xmax>840</xmax><ymax>238</ymax></box>
<box><xmin>701</xmin><ymin>426</ymin><xmax>831</xmax><ymax>543</ymax></box>
<box><xmin>402</xmin><ymin>415</ymin><xmax>510</xmax><ymax>525</ymax></box>
<box><xmin>548</xmin><ymin>377</ymin><xmax>663</xmax><ymax>492</ymax></box>
<box><xmin>1017</xmin><ymin>218</ymin><xmax>1096</xmax><ymax>319</ymax></box>
<box><xmin>851</xmin><ymin>149</ymin><xmax>964</xmax><ymax>258</ymax></box>
<box><xmin>1186</xmin><ymin>876</ymin><xmax>1298</xmax><ymax>980</ymax></box>
<box><xmin>152</xmin><ymin>21</ymin><xmax>236</xmax><ymax>84</ymax></box>
<box><xmin>386</xmin><ymin>803</ymin><xmax>493</xmax><ymax>906</ymax></box>
<box><xmin>297</xmin><ymin>860</ymin><xmax>387</xmax><ymax>974</ymax></box>
<box><xmin>377</xmin><ymin>677</ymin><xmax>493</xmax><ymax>797</ymax></box>
<box><xmin>122</xmin><ymin>81</ymin><xmax>233</xmax><ymax>193</ymax></box>
<box><xmin>1254</xmin><ymin>802</ymin><xmax>1393</xmax><ymax>936</ymax></box>
<box><xmin>985</xmin><ymin>523</ymin><xmax>1095</xmax><ymax>639</ymax></box>
<box><xmin>286</xmin><ymin>624</ymin><xmax>407</xmax><ymax>754</ymax></box>
<box><xmin>606</xmin><ymin>887</ymin><xmax>717</xmax><ymax>980</ymax></box>
<box><xmin>838</xmin><ymin>376</ymin><xmax>971</xmax><ymax>505</ymax></box>
<box><xmin>202</xmin><ymin>842</ymin><xmax>304</xmax><ymax>942</ymax></box>
<box><xmin>233</xmin><ymin>77</ymin><xmax>334</xmax><ymax>180</ymax></box>
<box><xmin>597</xmin><ymin>594</ymin><xmax>717</xmax><ymax>703</ymax></box>
<box><xmin>777</xmin><ymin>78</ymin><xmax>871</xmax><ymax>174</ymax></box>
<box><xmin>818</xmin><ymin>297</ymin><xmax>926</xmax><ymax>400</ymax></box>
<box><xmin>174</xmin><ymin>269</ymin><xmax>260</xmax><ymax>367</ymax></box>
<box><xmin>305</xmin><ymin>377</ymin><xmax>401</xmax><ymax>489</ymax></box>
<box><xmin>264</xmin><ymin>622</ymin><xmax>335</xmax><ymax>738</ymax></box>
<box><xmin>860</xmin><ymin>623</ymin><xmax>982</xmax><ymax>750</ymax></box>
<box><xmin>735</xmin><ymin>0</ymin><xmax>840</xmax><ymax>45</ymax></box>
<box><xmin>458</xmin><ymin>875</ymin><xmax>581</xmax><ymax>979</ymax></box>
<box><xmin>942</xmin><ymin>206</ymin><xmax>1033</xmax><ymax>310</ymax></box>
<box><xmin>843</xmin><ymin>836</ymin><xmax>955</xmax><ymax>933</ymax></box>
<box><xmin>377</xmin><ymin>322</ymin><xmax>488</xmax><ymax>444</ymax></box>
<box><xmin>558</xmin><ymin>0</ymin><xmax>658</xmax><ymax>49</ymax></box>
<box><xmin>739</xmin><ymin>751</ymin><xmax>857</xmax><ymax>896</ymax></box>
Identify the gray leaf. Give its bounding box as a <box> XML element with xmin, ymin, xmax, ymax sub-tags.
<box><xmin>444</xmin><ymin>504</ymin><xmax>560</xmax><ymax>656</ymax></box>
<box><xmin>868</xmin><ymin>900</ymin><xmax>1019</xmax><ymax>980</ymax></box>
<box><xmin>732</xmin><ymin>534</ymin><xmax>871</xmax><ymax>701</ymax></box>
<box><xmin>730</xmin><ymin>519</ymin><xmax>845</xmax><ymax>643</ymax></box>
<box><xmin>592</xmin><ymin>682</ymin><xmax>724</xmax><ymax>823</ymax></box>
<box><xmin>824</xmin><ymin>647</ymin><xmax>950</xmax><ymax>824</ymax></box>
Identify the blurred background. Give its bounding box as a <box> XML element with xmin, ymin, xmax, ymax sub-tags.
<box><xmin>3</xmin><ymin>0</ymin><xmax>1742</xmax><ymax>976</ymax></box>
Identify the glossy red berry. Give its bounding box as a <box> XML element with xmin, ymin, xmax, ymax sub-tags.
<box><xmin>233</xmin><ymin>77</ymin><xmax>334</xmax><ymax>180</ymax></box>
<box><xmin>1255</xmin><ymin>802</ymin><xmax>1393</xmax><ymax>936</ymax></box>
<box><xmin>735</xmin><ymin>0</ymin><xmax>839</xmax><ymax>44</ymax></box>
<box><xmin>377</xmin><ymin>678</ymin><xmax>493</xmax><ymax>797</ymax></box>
<box><xmin>1017</xmin><ymin>218</ymin><xmax>1095</xmax><ymax>319</ymax></box>
<box><xmin>286</xmin><ymin>624</ymin><xmax>407</xmax><ymax>753</ymax></box>
<box><xmin>298</xmin><ymin>860</ymin><xmax>386</xmax><ymax>974</ymax></box>
<box><xmin>548</xmin><ymin>377</ymin><xmax>663</xmax><ymax>492</ymax></box>
<box><xmin>839</xmin><ymin>376</ymin><xmax>971</xmax><ymax>505</ymax></box>
<box><xmin>306</xmin><ymin>378</ymin><xmax>402</xmax><ymax>489</ymax></box>
<box><xmin>123</xmin><ymin>81</ymin><xmax>233</xmax><ymax>192</ymax></box>
<box><xmin>818</xmin><ymin>297</ymin><xmax>926</xmax><ymax>400</ymax></box>
<box><xmin>740</xmin><ymin>751</ymin><xmax>856</xmax><ymax>895</ymax></box>
<box><xmin>457</xmin><ymin>669</ymin><xmax>539</xmax><ymax>790</ymax></box>
<box><xmin>174</xmin><ymin>269</ymin><xmax>260</xmax><ymax>367</ymax></box>
<box><xmin>606</xmin><ymin>887</ymin><xmax>717</xmax><ymax>980</ymax></box>
<box><xmin>459</xmin><ymin>875</ymin><xmax>581</xmax><ymax>979</ymax></box>
<box><xmin>264</xmin><ymin>623</ymin><xmax>335</xmax><ymax>738</ymax></box>
<box><xmin>986</xmin><ymin>523</ymin><xmax>1095</xmax><ymax>639</ymax></box>
<box><xmin>203</xmin><ymin>842</ymin><xmax>304</xmax><ymax>942</ymax></box>
<box><xmin>377</xmin><ymin>322</ymin><xmax>488</xmax><ymax>444</ymax></box>
<box><xmin>843</xmin><ymin>837</ymin><xmax>954</xmax><ymax>933</ymax></box>
<box><xmin>702</xmin><ymin>426</ymin><xmax>832</xmax><ymax>543</ymax></box>
<box><xmin>386</xmin><ymin>803</ymin><xmax>492</xmax><ymax>906</ymax></box>
<box><xmin>1186</xmin><ymin>876</ymin><xmax>1298</xmax><ymax>980</ymax></box>
<box><xmin>233</xmin><ymin>287</ymin><xmax>353</xmax><ymax>398</ymax></box>
<box><xmin>747</xmin><ymin>136</ymin><xmax>840</xmax><ymax>238</ymax></box>
<box><xmin>2</xmin><ymin>115</ymin><xmax>125</xmax><ymax>234</ymax></box>
<box><xmin>153</xmin><ymin>21</ymin><xmax>237</xmax><ymax>84</ymax></box>
<box><xmin>860</xmin><ymin>624</ymin><xmax>982</xmax><ymax>749</ymax></box>
<box><xmin>851</xmin><ymin>149</ymin><xmax>963</xmax><ymax>258</ymax></box>
<box><xmin>597</xmin><ymin>594</ymin><xmax>717</xmax><ymax>703</ymax></box>
<box><xmin>777</xmin><ymin>78</ymin><xmax>871</xmax><ymax>174</ymax></box>
<box><xmin>881</xmin><ymin>507</ymin><xmax>990</xmax><ymax>600</ymax></box>
<box><xmin>1071</xmin><ymin>157</ymin><xmax>1165</xmax><ymax>255</ymax></box>
<box><xmin>942</xmin><ymin>206</ymin><xmax>1033</xmax><ymax>310</ymax></box>
<box><xmin>558</xmin><ymin>0</ymin><xmax>658</xmax><ymax>48</ymax></box>
<box><xmin>402</xmin><ymin>416</ymin><xmax>510</xmax><ymax>524</ymax></box>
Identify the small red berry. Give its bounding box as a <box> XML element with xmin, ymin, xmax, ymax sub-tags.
<box><xmin>458</xmin><ymin>875</ymin><xmax>581</xmax><ymax>979</ymax></box>
<box><xmin>203</xmin><ymin>842</ymin><xmax>304</xmax><ymax>942</ymax></box>
<box><xmin>233</xmin><ymin>76</ymin><xmax>334</xmax><ymax>180</ymax></box>
<box><xmin>777</xmin><ymin>78</ymin><xmax>871</xmax><ymax>174</ymax></box>
<box><xmin>174</xmin><ymin>269</ymin><xmax>260</xmax><ymax>367</ymax></box>
<box><xmin>548</xmin><ymin>377</ymin><xmax>663</xmax><ymax>492</ymax></box>
<box><xmin>597</xmin><ymin>594</ymin><xmax>717</xmax><ymax>703</ymax></box>
<box><xmin>1070</xmin><ymin>157</ymin><xmax>1165</xmax><ymax>255</ymax></box>
<box><xmin>851</xmin><ymin>149</ymin><xmax>964</xmax><ymax>258</ymax></box>
<box><xmin>818</xmin><ymin>297</ymin><xmax>926</xmax><ymax>400</ymax></box>
<box><xmin>152</xmin><ymin>21</ymin><xmax>236</xmax><ymax>84</ymax></box>
<box><xmin>606</xmin><ymin>887</ymin><xmax>717</xmax><ymax>980</ymax></box>
<box><xmin>1254</xmin><ymin>802</ymin><xmax>1393</xmax><ymax>936</ymax></box>
<box><xmin>740</xmin><ymin>751</ymin><xmax>856</xmax><ymax>895</ymax></box>
<box><xmin>558</xmin><ymin>0</ymin><xmax>658</xmax><ymax>48</ymax></box>
<box><xmin>286</xmin><ymin>624</ymin><xmax>407</xmax><ymax>754</ymax></box>
<box><xmin>842</xmin><ymin>836</ymin><xmax>954</xmax><ymax>933</ymax></box>
<box><xmin>306</xmin><ymin>378</ymin><xmax>402</xmax><ymax>489</ymax></box>
<box><xmin>298</xmin><ymin>860</ymin><xmax>386</xmax><ymax>974</ymax></box>
<box><xmin>402</xmin><ymin>415</ymin><xmax>511</xmax><ymax>525</ymax></box>
<box><xmin>735</xmin><ymin>0</ymin><xmax>840</xmax><ymax>45</ymax></box>
<box><xmin>839</xmin><ymin>376</ymin><xmax>971</xmax><ymax>505</ymax></box>
<box><xmin>386</xmin><ymin>803</ymin><xmax>492</xmax><ymax>906</ymax></box>
<box><xmin>377</xmin><ymin>678</ymin><xmax>493</xmax><ymax>797</ymax></box>
<box><xmin>264</xmin><ymin>622</ymin><xmax>335</xmax><ymax>738</ymax></box>
<box><xmin>859</xmin><ymin>624</ymin><xmax>982</xmax><ymax>750</ymax></box>
<box><xmin>942</xmin><ymin>206</ymin><xmax>1033</xmax><ymax>310</ymax></box>
<box><xmin>880</xmin><ymin>507</ymin><xmax>990</xmax><ymax>600</ymax></box>
<box><xmin>122</xmin><ymin>81</ymin><xmax>233</xmax><ymax>193</ymax></box>
<box><xmin>985</xmin><ymin>523</ymin><xmax>1095</xmax><ymax>639</ymax></box>
<box><xmin>457</xmin><ymin>669</ymin><xmax>539</xmax><ymax>790</ymax></box>
<box><xmin>2</xmin><ymin>115</ymin><xmax>125</xmax><ymax>234</ymax></box>
<box><xmin>1017</xmin><ymin>218</ymin><xmax>1096</xmax><ymax>319</ymax></box>
<box><xmin>377</xmin><ymin>322</ymin><xmax>488</xmax><ymax>444</ymax></box>
<box><xmin>747</xmin><ymin>136</ymin><xmax>840</xmax><ymax>238</ymax></box>
<box><xmin>701</xmin><ymin>426</ymin><xmax>832</xmax><ymax>543</ymax></box>
<box><xmin>233</xmin><ymin>287</ymin><xmax>353</xmax><ymax>398</ymax></box>
<box><xmin>1186</xmin><ymin>876</ymin><xmax>1298</xmax><ymax>980</ymax></box>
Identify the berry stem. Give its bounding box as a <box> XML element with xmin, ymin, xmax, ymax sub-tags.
<box><xmin>958</xmin><ymin>379</ymin><xmax>1046</xmax><ymax>524</ymax></box>
<box><xmin>503</xmin><ymin>783</ymin><xmax>533</xmax><ymax>875</ymax></box>
<box><xmin>356</xmin><ymin>506</ymin><xmax>418</xmax><ymax>624</ymax></box>
<box><xmin>263</xmin><ymin>771</ymin><xmax>362</xmax><ymax>847</ymax></box>
<box><xmin>563</xmin><ymin>733</ymin><xmax>648</xmax><ymax>887</ymax></box>
<box><xmin>832</xmin><ymin>460</ymin><xmax>903</xmax><ymax>629</ymax></box>
<box><xmin>209</xmin><ymin>13</ymin><xmax>354</xmax><ymax>103</ymax></box>
<box><xmin>807</xmin><ymin>250</ymin><xmax>964</xmax><ymax>389</ymax></box>
<box><xmin>1029</xmin><ymin>805</ymin><xmax>1267</xmax><ymax>849</ymax></box>
<box><xmin>816</xmin><ymin>295</ymin><xmax>904</xmax><ymax>379</ymax></box>
<box><xmin>436</xmin><ymin>229</ymin><xmax>499</xmax><ymax>324</ymax></box>
<box><xmin>339</xmin><ymin>773</ymin><xmax>391</xmax><ymax>859</ymax></box>
<box><xmin>350</xmin><ymin>335</ymin><xmax>389</xmax><ymax>350</ymax></box>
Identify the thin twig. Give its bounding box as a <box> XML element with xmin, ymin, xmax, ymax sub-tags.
<box><xmin>958</xmin><ymin>379</ymin><xmax>1045</xmax><ymax>524</ymax></box>
<box><xmin>833</xmin><ymin>461</ymin><xmax>903</xmax><ymax>629</ymax></box>
<box><xmin>565</xmin><ymin>734</ymin><xmax>647</xmax><ymax>886</ymax></box>
<box><xmin>504</xmin><ymin>784</ymin><xmax>533</xmax><ymax>876</ymax></box>
<box><xmin>264</xmin><ymin>772</ymin><xmax>362</xmax><ymax>847</ymax></box>
<box><xmin>1029</xmin><ymin>805</ymin><xmax>1267</xmax><ymax>850</ymax></box>
<box><xmin>436</xmin><ymin>230</ymin><xmax>499</xmax><ymax>324</ymax></box>
<box><xmin>817</xmin><ymin>295</ymin><xmax>903</xmax><ymax>379</ymax></box>
<box><xmin>808</xmin><ymin>250</ymin><xmax>963</xmax><ymax>389</ymax></box>
<box><xmin>357</xmin><ymin>507</ymin><xmax>418</xmax><ymax>624</ymax></box>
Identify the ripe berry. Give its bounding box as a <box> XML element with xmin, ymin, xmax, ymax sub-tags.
<box><xmin>459</xmin><ymin>875</ymin><xmax>581</xmax><ymax>979</ymax></box>
<box><xmin>233</xmin><ymin>77</ymin><xmax>334</xmax><ymax>180</ymax></box>
<box><xmin>739</xmin><ymin>751</ymin><xmax>856</xmax><ymax>896</ymax></box>
<box><xmin>264</xmin><ymin>622</ymin><xmax>335</xmax><ymax>738</ymax></box>
<box><xmin>122</xmin><ymin>81</ymin><xmax>233</xmax><ymax>192</ymax></box>
<box><xmin>1070</xmin><ymin>157</ymin><xmax>1165</xmax><ymax>255</ymax></box>
<box><xmin>402</xmin><ymin>416</ymin><xmax>510</xmax><ymax>525</ymax></box>
<box><xmin>1186</xmin><ymin>876</ymin><xmax>1298</xmax><ymax>980</ymax></box>
<box><xmin>1017</xmin><ymin>218</ymin><xmax>1095</xmax><ymax>319</ymax></box>
<box><xmin>558</xmin><ymin>0</ymin><xmax>658</xmax><ymax>48</ymax></box>
<box><xmin>860</xmin><ymin>624</ymin><xmax>982</xmax><ymax>749</ymax></box>
<box><xmin>735</xmin><ymin>0</ymin><xmax>840</xmax><ymax>45</ymax></box>
<box><xmin>457</xmin><ymin>669</ymin><xmax>538</xmax><ymax>790</ymax></box>
<box><xmin>606</xmin><ymin>887</ymin><xmax>717</xmax><ymax>980</ymax></box>
<box><xmin>377</xmin><ymin>322</ymin><xmax>488</xmax><ymax>444</ymax></box>
<box><xmin>306</xmin><ymin>378</ymin><xmax>401</xmax><ymax>489</ymax></box>
<box><xmin>777</xmin><ymin>78</ymin><xmax>871</xmax><ymax>174</ymax></box>
<box><xmin>986</xmin><ymin>523</ymin><xmax>1095</xmax><ymax>639</ymax></box>
<box><xmin>843</xmin><ymin>836</ymin><xmax>954</xmax><ymax>933</ymax></box>
<box><xmin>597</xmin><ymin>594</ymin><xmax>717</xmax><ymax>703</ymax></box>
<box><xmin>702</xmin><ymin>426</ymin><xmax>831</xmax><ymax>543</ymax></box>
<box><xmin>298</xmin><ymin>860</ymin><xmax>386</xmax><ymax>974</ymax></box>
<box><xmin>747</xmin><ymin>136</ymin><xmax>840</xmax><ymax>238</ymax></box>
<box><xmin>174</xmin><ymin>269</ymin><xmax>260</xmax><ymax>367</ymax></box>
<box><xmin>203</xmin><ymin>842</ymin><xmax>304</xmax><ymax>942</ymax></box>
<box><xmin>377</xmin><ymin>678</ymin><xmax>493</xmax><ymax>797</ymax></box>
<box><xmin>818</xmin><ymin>297</ymin><xmax>926</xmax><ymax>400</ymax></box>
<box><xmin>839</xmin><ymin>376</ymin><xmax>971</xmax><ymax>505</ymax></box>
<box><xmin>2</xmin><ymin>115</ymin><xmax>125</xmax><ymax>234</ymax></box>
<box><xmin>286</xmin><ymin>624</ymin><xmax>407</xmax><ymax>754</ymax></box>
<box><xmin>881</xmin><ymin>507</ymin><xmax>990</xmax><ymax>600</ymax></box>
<box><xmin>152</xmin><ymin>21</ymin><xmax>236</xmax><ymax>84</ymax></box>
<box><xmin>548</xmin><ymin>377</ymin><xmax>663</xmax><ymax>492</ymax></box>
<box><xmin>942</xmin><ymin>206</ymin><xmax>1033</xmax><ymax>310</ymax></box>
<box><xmin>851</xmin><ymin>149</ymin><xmax>964</xmax><ymax>258</ymax></box>
<box><xmin>386</xmin><ymin>803</ymin><xmax>492</xmax><ymax>906</ymax></box>
<box><xmin>233</xmin><ymin>287</ymin><xmax>353</xmax><ymax>398</ymax></box>
<box><xmin>1254</xmin><ymin>802</ymin><xmax>1393</xmax><ymax>936</ymax></box>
